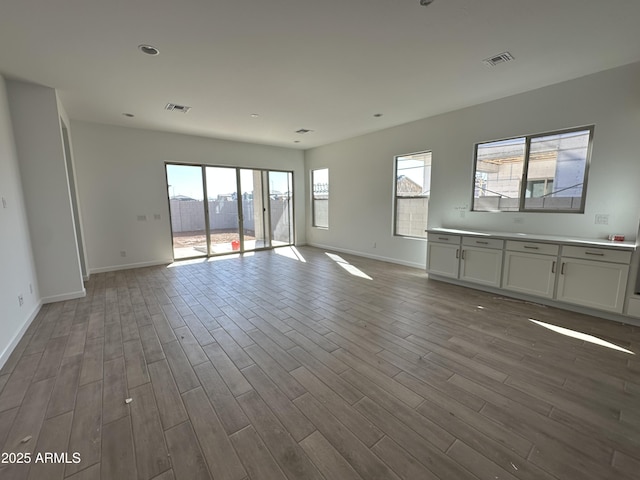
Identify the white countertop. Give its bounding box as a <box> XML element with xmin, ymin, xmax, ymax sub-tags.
<box><xmin>427</xmin><ymin>227</ymin><xmax>637</xmax><ymax>251</ymax></box>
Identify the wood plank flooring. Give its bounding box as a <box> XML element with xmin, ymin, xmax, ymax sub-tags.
<box><xmin>1</xmin><ymin>245</ymin><xmax>639</xmax><ymax>479</ymax></box>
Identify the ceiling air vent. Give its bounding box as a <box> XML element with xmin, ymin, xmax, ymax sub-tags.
<box><xmin>165</xmin><ymin>103</ymin><xmax>192</xmax><ymax>113</ymax></box>
<box><xmin>483</xmin><ymin>52</ymin><xmax>515</xmax><ymax>67</ymax></box>
<box><xmin>295</xmin><ymin>128</ymin><xmax>313</xmax><ymax>134</ymax></box>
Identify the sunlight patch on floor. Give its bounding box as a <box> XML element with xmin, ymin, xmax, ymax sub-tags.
<box><xmin>168</xmin><ymin>253</ymin><xmax>244</xmax><ymax>268</ymax></box>
<box><xmin>325</xmin><ymin>252</ymin><xmax>372</xmax><ymax>280</ymax></box>
<box><xmin>276</xmin><ymin>246</ymin><xmax>307</xmax><ymax>262</ymax></box>
<box><xmin>529</xmin><ymin>318</ymin><xmax>634</xmax><ymax>355</ymax></box>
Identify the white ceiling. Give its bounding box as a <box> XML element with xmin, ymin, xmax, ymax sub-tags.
<box><xmin>1</xmin><ymin>0</ymin><xmax>639</xmax><ymax>149</ymax></box>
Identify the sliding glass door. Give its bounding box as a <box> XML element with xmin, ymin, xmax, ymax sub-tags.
<box><xmin>206</xmin><ymin>166</ymin><xmax>240</xmax><ymax>254</ymax></box>
<box><xmin>166</xmin><ymin>164</ymin><xmax>294</xmax><ymax>259</ymax></box>
<box><xmin>240</xmin><ymin>169</ymin><xmax>268</xmax><ymax>251</ymax></box>
<box><xmin>268</xmin><ymin>171</ymin><xmax>293</xmax><ymax>246</ymax></box>
<box><xmin>166</xmin><ymin>164</ymin><xmax>208</xmax><ymax>259</ymax></box>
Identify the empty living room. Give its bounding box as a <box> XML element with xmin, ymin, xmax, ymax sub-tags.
<box><xmin>1</xmin><ymin>1</ymin><xmax>639</xmax><ymax>479</ymax></box>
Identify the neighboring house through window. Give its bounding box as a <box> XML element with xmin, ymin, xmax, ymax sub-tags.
<box><xmin>473</xmin><ymin>126</ymin><xmax>593</xmax><ymax>212</ymax></box>
<box><xmin>394</xmin><ymin>151</ymin><xmax>431</xmax><ymax>238</ymax></box>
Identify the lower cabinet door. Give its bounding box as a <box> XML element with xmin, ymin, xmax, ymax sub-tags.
<box><xmin>556</xmin><ymin>258</ymin><xmax>629</xmax><ymax>313</ymax></box>
<box><xmin>459</xmin><ymin>247</ymin><xmax>502</xmax><ymax>287</ymax></box>
<box><xmin>502</xmin><ymin>251</ymin><xmax>557</xmax><ymax>298</ymax></box>
<box><xmin>427</xmin><ymin>242</ymin><xmax>460</xmax><ymax>278</ymax></box>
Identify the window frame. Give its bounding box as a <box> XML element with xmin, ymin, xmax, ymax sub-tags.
<box><xmin>471</xmin><ymin>125</ymin><xmax>594</xmax><ymax>214</ymax></box>
<box><xmin>311</xmin><ymin>168</ymin><xmax>329</xmax><ymax>228</ymax></box>
<box><xmin>393</xmin><ymin>151</ymin><xmax>432</xmax><ymax>239</ymax></box>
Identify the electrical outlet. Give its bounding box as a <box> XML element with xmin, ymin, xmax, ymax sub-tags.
<box><xmin>18</xmin><ymin>294</ymin><xmax>24</xmax><ymax>306</ymax></box>
<box><xmin>595</xmin><ymin>214</ymin><xmax>609</xmax><ymax>225</ymax></box>
<box><xmin>120</xmin><ymin>251</ymin><xmax>127</xmax><ymax>257</ymax></box>
<box><xmin>373</xmin><ymin>242</ymin><xmax>377</xmax><ymax>248</ymax></box>
<box><xmin>514</xmin><ymin>217</ymin><xmax>524</xmax><ymax>224</ymax></box>
<box><xmin>1</xmin><ymin>197</ymin><xmax>6</xmax><ymax>208</ymax></box>
<box><xmin>29</xmin><ymin>283</ymin><xmax>33</xmax><ymax>294</ymax></box>
<box><xmin>137</xmin><ymin>215</ymin><xmax>147</xmax><ymax>221</ymax></box>
<box><xmin>154</xmin><ymin>214</ymin><xmax>161</xmax><ymax>220</ymax></box>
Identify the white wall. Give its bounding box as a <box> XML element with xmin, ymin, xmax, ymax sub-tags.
<box><xmin>0</xmin><ymin>75</ymin><xmax>40</xmax><ymax>367</ymax></box>
<box><xmin>305</xmin><ymin>62</ymin><xmax>640</xmax><ymax>268</ymax></box>
<box><xmin>70</xmin><ymin>121</ymin><xmax>306</xmax><ymax>273</ymax></box>
<box><xmin>58</xmin><ymin>97</ymin><xmax>89</xmax><ymax>280</ymax></box>
<box><xmin>7</xmin><ymin>80</ymin><xmax>85</xmax><ymax>302</ymax></box>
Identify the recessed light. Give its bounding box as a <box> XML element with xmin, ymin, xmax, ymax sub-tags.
<box><xmin>250</xmin><ymin>113</ymin><xmax>259</xmax><ymax>118</ymax></box>
<box><xmin>138</xmin><ymin>44</ymin><xmax>160</xmax><ymax>56</ymax></box>
<box><xmin>122</xmin><ymin>113</ymin><xmax>135</xmax><ymax>118</ymax></box>
<box><xmin>373</xmin><ymin>113</ymin><xmax>383</xmax><ymax>117</ymax></box>
<box><xmin>295</xmin><ymin>129</ymin><xmax>313</xmax><ymax>134</ymax></box>
<box><xmin>294</xmin><ymin>140</ymin><xmax>301</xmax><ymax>143</ymax></box>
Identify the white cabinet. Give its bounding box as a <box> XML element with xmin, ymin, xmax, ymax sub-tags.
<box><xmin>459</xmin><ymin>237</ymin><xmax>504</xmax><ymax>287</ymax></box>
<box><xmin>627</xmin><ymin>297</ymin><xmax>640</xmax><ymax>318</ymax></box>
<box><xmin>502</xmin><ymin>241</ymin><xmax>558</xmax><ymax>298</ymax></box>
<box><xmin>427</xmin><ymin>234</ymin><xmax>460</xmax><ymax>278</ymax></box>
<box><xmin>426</xmin><ymin>228</ymin><xmax>636</xmax><ymax>317</ymax></box>
<box><xmin>556</xmin><ymin>247</ymin><xmax>631</xmax><ymax>313</ymax></box>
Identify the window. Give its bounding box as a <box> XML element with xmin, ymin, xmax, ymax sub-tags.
<box><xmin>394</xmin><ymin>152</ymin><xmax>431</xmax><ymax>238</ymax></box>
<box><xmin>312</xmin><ymin>168</ymin><xmax>329</xmax><ymax>228</ymax></box>
<box><xmin>472</xmin><ymin>126</ymin><xmax>593</xmax><ymax>212</ymax></box>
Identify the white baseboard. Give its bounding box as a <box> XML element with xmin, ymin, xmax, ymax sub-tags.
<box><xmin>307</xmin><ymin>243</ymin><xmax>425</xmax><ymax>269</ymax></box>
<box><xmin>90</xmin><ymin>259</ymin><xmax>173</xmax><ymax>274</ymax></box>
<box><xmin>41</xmin><ymin>289</ymin><xmax>86</xmax><ymax>304</ymax></box>
<box><xmin>0</xmin><ymin>301</ymin><xmax>42</xmax><ymax>370</ymax></box>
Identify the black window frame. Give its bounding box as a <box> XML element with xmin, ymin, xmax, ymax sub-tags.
<box><xmin>471</xmin><ymin>125</ymin><xmax>594</xmax><ymax>213</ymax></box>
<box><xmin>393</xmin><ymin>151</ymin><xmax>431</xmax><ymax>238</ymax></box>
<box><xmin>311</xmin><ymin>168</ymin><xmax>329</xmax><ymax>228</ymax></box>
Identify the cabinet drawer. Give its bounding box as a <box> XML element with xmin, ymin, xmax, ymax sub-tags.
<box><xmin>428</xmin><ymin>233</ymin><xmax>461</xmax><ymax>244</ymax></box>
<box><xmin>561</xmin><ymin>245</ymin><xmax>632</xmax><ymax>264</ymax></box>
<box><xmin>505</xmin><ymin>240</ymin><xmax>559</xmax><ymax>256</ymax></box>
<box><xmin>462</xmin><ymin>236</ymin><xmax>504</xmax><ymax>250</ymax></box>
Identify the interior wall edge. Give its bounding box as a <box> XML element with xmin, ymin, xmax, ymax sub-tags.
<box><xmin>0</xmin><ymin>301</ymin><xmax>42</xmax><ymax>370</ymax></box>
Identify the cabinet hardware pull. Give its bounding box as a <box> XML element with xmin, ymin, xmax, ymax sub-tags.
<box><xmin>523</xmin><ymin>245</ymin><xmax>539</xmax><ymax>250</ymax></box>
<box><xmin>551</xmin><ymin>261</ymin><xmax>556</xmax><ymax>273</ymax></box>
<box><xmin>476</xmin><ymin>241</ymin><xmax>489</xmax><ymax>245</ymax></box>
<box><xmin>455</xmin><ymin>248</ymin><xmax>459</xmax><ymax>259</ymax></box>
<box><xmin>561</xmin><ymin>262</ymin><xmax>566</xmax><ymax>275</ymax></box>
<box><xmin>461</xmin><ymin>250</ymin><xmax>466</xmax><ymax>260</ymax></box>
<box><xmin>438</xmin><ymin>237</ymin><xmax>449</xmax><ymax>241</ymax></box>
<box><xmin>585</xmin><ymin>251</ymin><xmax>605</xmax><ymax>256</ymax></box>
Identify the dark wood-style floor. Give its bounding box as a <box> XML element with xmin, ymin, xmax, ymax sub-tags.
<box><xmin>1</xmin><ymin>246</ymin><xmax>639</xmax><ymax>480</ymax></box>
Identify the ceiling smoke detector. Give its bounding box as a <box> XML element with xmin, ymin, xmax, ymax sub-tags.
<box><xmin>483</xmin><ymin>52</ymin><xmax>515</xmax><ymax>67</ymax></box>
<box><xmin>165</xmin><ymin>103</ymin><xmax>192</xmax><ymax>113</ymax></box>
